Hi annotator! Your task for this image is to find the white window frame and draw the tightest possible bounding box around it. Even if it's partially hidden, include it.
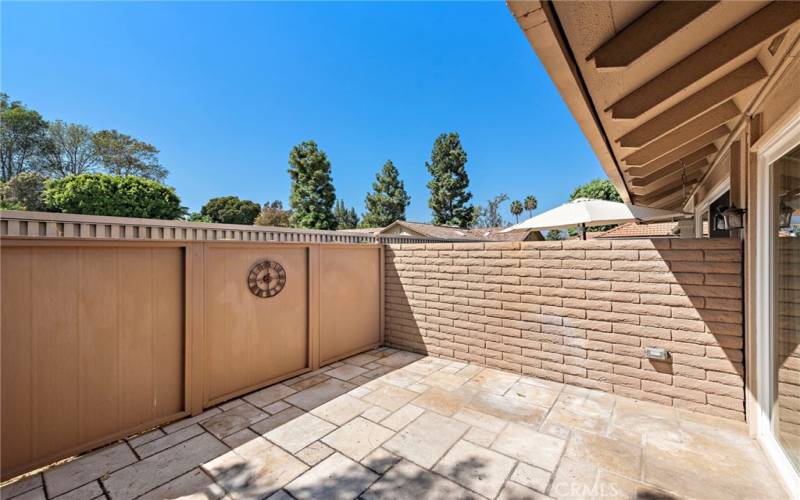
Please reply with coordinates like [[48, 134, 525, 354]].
[[755, 109, 800, 499]]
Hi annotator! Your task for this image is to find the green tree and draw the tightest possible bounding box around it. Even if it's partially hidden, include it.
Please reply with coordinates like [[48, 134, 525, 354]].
[[362, 159, 410, 227], [0, 171, 47, 210], [570, 179, 621, 203], [288, 141, 337, 230], [426, 132, 474, 228], [0, 93, 49, 181], [93, 129, 167, 181], [570, 179, 622, 233], [473, 193, 508, 228], [334, 199, 359, 229], [43, 173, 185, 219], [186, 212, 212, 223], [524, 195, 537, 218], [38, 121, 98, 177], [255, 200, 292, 227], [545, 229, 565, 241], [510, 200, 523, 223], [200, 196, 260, 224]]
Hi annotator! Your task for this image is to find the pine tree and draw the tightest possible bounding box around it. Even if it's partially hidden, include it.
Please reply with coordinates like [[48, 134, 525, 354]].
[[426, 132, 474, 228], [524, 195, 537, 218], [334, 199, 359, 229], [361, 160, 411, 228], [510, 200, 523, 223], [288, 141, 337, 229]]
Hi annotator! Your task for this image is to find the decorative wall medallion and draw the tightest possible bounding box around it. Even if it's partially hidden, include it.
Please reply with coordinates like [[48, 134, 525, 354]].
[[247, 260, 286, 298]]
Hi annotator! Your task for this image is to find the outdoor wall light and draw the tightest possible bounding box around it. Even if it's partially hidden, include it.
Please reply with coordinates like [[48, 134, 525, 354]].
[[721, 205, 746, 230]]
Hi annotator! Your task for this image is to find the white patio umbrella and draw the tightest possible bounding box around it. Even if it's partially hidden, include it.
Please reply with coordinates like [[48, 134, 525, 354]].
[[502, 198, 682, 239]]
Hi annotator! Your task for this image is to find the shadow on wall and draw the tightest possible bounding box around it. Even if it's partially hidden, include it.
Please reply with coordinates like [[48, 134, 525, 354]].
[[383, 239, 747, 420]]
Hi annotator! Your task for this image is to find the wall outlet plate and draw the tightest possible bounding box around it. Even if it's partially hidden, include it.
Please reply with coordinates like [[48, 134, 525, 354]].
[[644, 347, 670, 361]]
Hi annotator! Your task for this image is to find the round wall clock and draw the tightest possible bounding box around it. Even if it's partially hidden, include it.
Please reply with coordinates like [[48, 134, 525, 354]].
[[247, 260, 286, 298]]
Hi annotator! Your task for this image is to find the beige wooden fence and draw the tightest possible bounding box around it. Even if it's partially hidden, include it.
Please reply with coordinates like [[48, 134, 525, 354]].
[[0, 212, 386, 480]]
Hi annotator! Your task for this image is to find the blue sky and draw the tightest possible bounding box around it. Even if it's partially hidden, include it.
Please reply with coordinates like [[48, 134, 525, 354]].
[[2, 1, 606, 222]]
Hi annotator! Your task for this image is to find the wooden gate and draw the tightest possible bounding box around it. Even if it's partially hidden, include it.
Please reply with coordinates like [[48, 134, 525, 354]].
[[0, 234, 383, 480], [203, 244, 310, 405], [1, 242, 186, 479]]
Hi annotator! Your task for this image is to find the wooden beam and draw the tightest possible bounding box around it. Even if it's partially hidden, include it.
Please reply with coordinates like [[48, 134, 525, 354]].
[[617, 60, 766, 147], [588, 1, 718, 70], [630, 158, 709, 191], [621, 100, 739, 166], [606, 2, 800, 119], [637, 181, 697, 206], [631, 170, 704, 197], [625, 126, 728, 177]]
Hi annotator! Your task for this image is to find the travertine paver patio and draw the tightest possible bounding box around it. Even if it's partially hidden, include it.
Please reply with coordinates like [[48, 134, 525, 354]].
[[1, 347, 788, 500]]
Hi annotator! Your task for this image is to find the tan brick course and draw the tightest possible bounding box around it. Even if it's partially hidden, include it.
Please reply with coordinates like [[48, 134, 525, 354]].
[[384, 239, 745, 420]]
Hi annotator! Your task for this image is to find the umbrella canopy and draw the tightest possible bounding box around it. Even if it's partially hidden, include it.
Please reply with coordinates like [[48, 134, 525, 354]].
[[502, 198, 682, 233]]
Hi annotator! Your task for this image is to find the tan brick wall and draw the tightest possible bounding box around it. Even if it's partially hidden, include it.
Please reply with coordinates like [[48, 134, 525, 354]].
[[384, 238, 746, 420]]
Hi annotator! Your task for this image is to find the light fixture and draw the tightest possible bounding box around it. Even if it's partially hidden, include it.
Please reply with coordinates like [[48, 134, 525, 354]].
[[721, 205, 746, 230]]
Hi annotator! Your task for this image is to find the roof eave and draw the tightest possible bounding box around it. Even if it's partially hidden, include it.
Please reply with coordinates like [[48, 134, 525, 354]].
[[507, 0, 631, 203]]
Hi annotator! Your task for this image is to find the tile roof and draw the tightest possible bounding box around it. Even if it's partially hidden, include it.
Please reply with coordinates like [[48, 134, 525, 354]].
[[595, 222, 679, 239]]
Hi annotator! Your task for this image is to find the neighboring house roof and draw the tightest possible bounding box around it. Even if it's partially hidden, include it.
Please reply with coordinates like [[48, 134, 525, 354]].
[[338, 227, 383, 234], [378, 221, 477, 240], [467, 227, 543, 242], [596, 222, 680, 239], [375, 221, 542, 241]]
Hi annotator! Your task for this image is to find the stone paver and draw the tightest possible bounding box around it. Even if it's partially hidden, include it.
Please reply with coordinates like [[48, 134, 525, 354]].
[[295, 441, 335, 466], [51, 481, 103, 500], [285, 453, 378, 500], [126, 428, 165, 448], [383, 411, 468, 468], [285, 378, 354, 411], [134, 423, 205, 458], [203, 436, 307, 499], [265, 412, 337, 453], [137, 468, 225, 500], [433, 439, 516, 498], [250, 405, 306, 435], [360, 448, 401, 474], [244, 383, 296, 408], [322, 417, 395, 461], [510, 462, 551, 493], [44, 443, 137, 497], [310, 394, 371, 425], [492, 423, 566, 471], [103, 433, 227, 500], [3, 348, 788, 500], [381, 404, 424, 431], [325, 364, 368, 381], [201, 402, 267, 439], [362, 383, 417, 412], [1, 474, 43, 499], [362, 460, 476, 500]]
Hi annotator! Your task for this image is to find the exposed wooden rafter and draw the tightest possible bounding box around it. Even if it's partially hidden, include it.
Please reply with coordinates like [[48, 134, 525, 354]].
[[631, 169, 704, 197], [621, 101, 739, 166], [637, 181, 697, 206], [606, 2, 800, 119], [617, 60, 766, 148], [625, 126, 728, 178], [630, 158, 709, 192], [587, 1, 718, 70]]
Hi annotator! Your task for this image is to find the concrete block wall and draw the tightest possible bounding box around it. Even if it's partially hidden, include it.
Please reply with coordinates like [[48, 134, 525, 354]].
[[384, 238, 746, 420]]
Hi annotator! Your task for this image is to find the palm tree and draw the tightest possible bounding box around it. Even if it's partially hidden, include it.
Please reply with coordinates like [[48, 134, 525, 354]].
[[510, 200, 523, 223], [524, 195, 537, 218]]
